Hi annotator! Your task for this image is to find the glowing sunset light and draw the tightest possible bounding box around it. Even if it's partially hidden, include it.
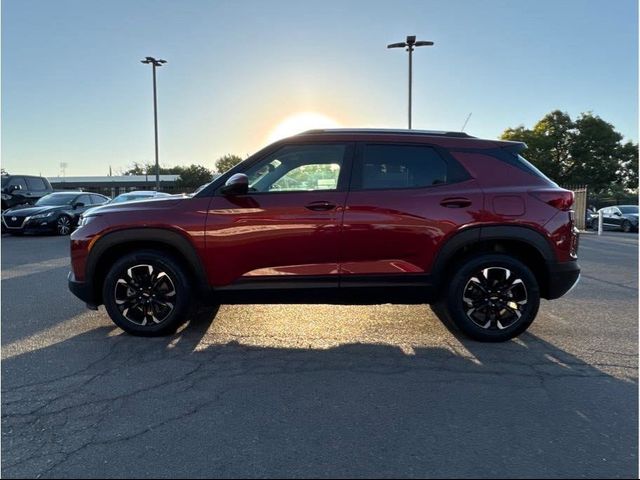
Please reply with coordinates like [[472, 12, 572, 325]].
[[266, 112, 341, 144]]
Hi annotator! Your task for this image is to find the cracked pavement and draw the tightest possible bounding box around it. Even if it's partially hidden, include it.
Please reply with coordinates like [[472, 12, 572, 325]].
[[1, 232, 638, 478]]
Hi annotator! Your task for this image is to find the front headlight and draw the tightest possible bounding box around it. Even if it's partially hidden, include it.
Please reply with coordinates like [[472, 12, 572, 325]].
[[78, 215, 96, 227], [31, 211, 55, 219]]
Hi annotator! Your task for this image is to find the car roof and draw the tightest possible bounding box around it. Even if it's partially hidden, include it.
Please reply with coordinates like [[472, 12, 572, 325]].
[[291, 128, 525, 150], [118, 190, 159, 195]]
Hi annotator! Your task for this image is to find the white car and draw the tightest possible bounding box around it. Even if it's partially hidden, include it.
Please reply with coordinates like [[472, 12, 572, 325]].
[[79, 190, 171, 226]]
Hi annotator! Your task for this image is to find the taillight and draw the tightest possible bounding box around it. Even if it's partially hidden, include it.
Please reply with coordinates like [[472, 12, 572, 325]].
[[530, 189, 574, 211]]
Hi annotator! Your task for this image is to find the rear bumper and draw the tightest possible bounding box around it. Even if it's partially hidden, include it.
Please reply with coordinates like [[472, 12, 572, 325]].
[[545, 260, 580, 299], [68, 272, 99, 310]]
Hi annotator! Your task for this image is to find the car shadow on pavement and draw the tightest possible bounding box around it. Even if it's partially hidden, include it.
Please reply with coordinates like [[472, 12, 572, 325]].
[[2, 307, 638, 479]]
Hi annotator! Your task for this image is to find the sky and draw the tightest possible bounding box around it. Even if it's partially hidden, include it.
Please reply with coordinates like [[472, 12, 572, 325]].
[[2, 0, 638, 177]]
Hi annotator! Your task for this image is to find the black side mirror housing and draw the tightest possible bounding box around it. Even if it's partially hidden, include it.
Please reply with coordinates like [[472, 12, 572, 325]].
[[220, 173, 249, 196], [73, 202, 85, 209]]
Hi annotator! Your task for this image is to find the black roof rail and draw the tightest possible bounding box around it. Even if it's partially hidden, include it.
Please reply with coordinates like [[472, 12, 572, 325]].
[[298, 128, 475, 138]]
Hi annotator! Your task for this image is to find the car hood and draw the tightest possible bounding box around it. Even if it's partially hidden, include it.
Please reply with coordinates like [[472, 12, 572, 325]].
[[2, 205, 62, 216], [85, 196, 184, 216]]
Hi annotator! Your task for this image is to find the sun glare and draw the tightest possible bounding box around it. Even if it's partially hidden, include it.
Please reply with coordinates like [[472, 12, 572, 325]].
[[266, 112, 341, 144]]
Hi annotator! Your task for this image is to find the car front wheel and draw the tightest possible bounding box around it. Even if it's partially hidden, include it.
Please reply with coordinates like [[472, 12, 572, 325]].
[[102, 250, 195, 336], [56, 215, 72, 235], [435, 254, 540, 342]]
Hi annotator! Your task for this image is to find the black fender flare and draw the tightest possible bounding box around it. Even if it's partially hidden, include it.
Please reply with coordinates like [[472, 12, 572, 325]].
[[431, 225, 556, 279], [86, 228, 209, 295]]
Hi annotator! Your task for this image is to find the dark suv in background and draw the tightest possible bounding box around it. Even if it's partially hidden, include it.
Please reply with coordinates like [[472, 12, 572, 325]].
[[69, 129, 580, 342], [1, 174, 54, 211]]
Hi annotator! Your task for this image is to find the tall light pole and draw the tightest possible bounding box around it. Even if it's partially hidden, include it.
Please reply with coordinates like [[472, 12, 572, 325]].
[[140, 56, 167, 191], [387, 35, 434, 129]]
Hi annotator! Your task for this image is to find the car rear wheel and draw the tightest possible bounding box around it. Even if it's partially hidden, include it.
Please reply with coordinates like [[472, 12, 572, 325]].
[[102, 250, 195, 336], [621, 220, 632, 233], [56, 215, 72, 235], [435, 254, 540, 342]]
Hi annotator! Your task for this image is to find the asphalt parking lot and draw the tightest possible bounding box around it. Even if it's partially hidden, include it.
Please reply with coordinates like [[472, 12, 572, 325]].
[[1, 232, 638, 478]]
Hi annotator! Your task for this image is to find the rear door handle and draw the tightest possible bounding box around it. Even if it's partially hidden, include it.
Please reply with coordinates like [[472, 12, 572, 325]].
[[305, 201, 336, 211], [440, 197, 472, 208]]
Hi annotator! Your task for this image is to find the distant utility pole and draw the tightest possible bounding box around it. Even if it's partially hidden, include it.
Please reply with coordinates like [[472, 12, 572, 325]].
[[60, 162, 68, 183], [140, 56, 167, 191], [387, 35, 434, 129], [461, 112, 473, 132]]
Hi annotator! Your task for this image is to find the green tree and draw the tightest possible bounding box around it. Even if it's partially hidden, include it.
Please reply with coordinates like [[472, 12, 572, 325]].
[[122, 163, 183, 176], [501, 111, 638, 193], [175, 164, 214, 189], [616, 141, 639, 191], [215, 154, 244, 173]]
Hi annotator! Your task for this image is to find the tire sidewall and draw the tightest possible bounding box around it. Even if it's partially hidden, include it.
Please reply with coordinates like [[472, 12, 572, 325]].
[[446, 254, 540, 342], [102, 250, 193, 336]]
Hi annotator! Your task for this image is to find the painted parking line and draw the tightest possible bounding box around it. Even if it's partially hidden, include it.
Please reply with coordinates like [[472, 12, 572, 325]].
[[2, 257, 69, 280]]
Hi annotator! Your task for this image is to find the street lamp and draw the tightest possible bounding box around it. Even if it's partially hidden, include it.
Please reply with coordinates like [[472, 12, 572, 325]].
[[387, 35, 434, 129], [140, 56, 167, 191]]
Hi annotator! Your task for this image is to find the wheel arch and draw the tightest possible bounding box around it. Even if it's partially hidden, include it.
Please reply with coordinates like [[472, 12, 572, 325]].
[[431, 225, 556, 299], [87, 228, 209, 305]]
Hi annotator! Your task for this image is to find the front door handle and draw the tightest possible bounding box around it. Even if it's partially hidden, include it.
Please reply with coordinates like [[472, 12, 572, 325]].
[[305, 201, 336, 211], [440, 197, 472, 208]]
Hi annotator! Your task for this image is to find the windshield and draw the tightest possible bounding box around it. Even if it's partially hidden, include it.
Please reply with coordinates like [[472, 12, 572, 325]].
[[35, 193, 77, 206], [1, 177, 8, 187], [618, 206, 638, 214]]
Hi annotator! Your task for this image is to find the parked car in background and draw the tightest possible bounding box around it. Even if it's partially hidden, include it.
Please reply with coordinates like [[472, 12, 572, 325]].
[[79, 190, 172, 222], [598, 205, 639, 232], [2, 191, 109, 235], [1, 175, 54, 211], [585, 208, 598, 230], [109, 190, 172, 204], [69, 128, 580, 342]]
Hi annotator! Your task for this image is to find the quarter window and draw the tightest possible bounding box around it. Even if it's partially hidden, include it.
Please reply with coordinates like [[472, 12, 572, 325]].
[[358, 144, 447, 190]]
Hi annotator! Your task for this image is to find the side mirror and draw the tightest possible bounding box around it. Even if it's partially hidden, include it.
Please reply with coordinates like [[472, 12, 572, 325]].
[[220, 173, 249, 196], [8, 184, 22, 193], [73, 202, 85, 209]]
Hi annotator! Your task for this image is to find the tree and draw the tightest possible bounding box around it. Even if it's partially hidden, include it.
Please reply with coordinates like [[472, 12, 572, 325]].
[[501, 111, 638, 194], [175, 164, 214, 189], [214, 154, 243, 174], [617, 141, 639, 191]]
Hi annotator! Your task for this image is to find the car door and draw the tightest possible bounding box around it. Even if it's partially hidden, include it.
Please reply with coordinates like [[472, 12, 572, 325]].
[[340, 142, 483, 285], [204, 142, 353, 288], [600, 208, 613, 228], [609, 207, 623, 229], [72, 194, 93, 219]]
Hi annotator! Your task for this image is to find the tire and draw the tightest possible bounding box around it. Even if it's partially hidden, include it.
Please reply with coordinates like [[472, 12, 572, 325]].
[[102, 250, 195, 336], [55, 215, 72, 235], [621, 220, 631, 233], [436, 253, 540, 342]]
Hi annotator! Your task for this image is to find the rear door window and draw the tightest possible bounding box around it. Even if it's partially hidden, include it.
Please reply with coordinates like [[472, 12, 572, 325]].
[[355, 144, 448, 190]]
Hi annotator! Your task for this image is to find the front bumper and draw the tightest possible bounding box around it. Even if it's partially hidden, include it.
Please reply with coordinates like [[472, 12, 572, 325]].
[[2, 215, 57, 234], [545, 260, 581, 299], [68, 271, 99, 310]]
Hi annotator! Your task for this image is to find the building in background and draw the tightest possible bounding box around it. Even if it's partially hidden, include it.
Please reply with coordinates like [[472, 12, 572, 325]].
[[47, 175, 181, 197]]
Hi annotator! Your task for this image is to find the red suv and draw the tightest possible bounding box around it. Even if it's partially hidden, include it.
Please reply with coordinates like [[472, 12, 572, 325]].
[[69, 129, 580, 341]]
